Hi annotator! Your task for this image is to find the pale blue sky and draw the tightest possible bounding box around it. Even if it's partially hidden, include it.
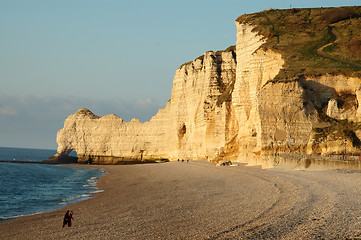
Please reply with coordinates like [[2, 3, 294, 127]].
[[1, 0, 360, 149]]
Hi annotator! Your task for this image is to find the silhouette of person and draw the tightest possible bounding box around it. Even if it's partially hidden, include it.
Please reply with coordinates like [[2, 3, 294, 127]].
[[63, 210, 74, 227]]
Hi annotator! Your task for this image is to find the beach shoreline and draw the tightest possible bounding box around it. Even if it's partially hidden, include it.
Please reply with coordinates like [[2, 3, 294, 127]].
[[0, 163, 110, 239], [2, 160, 361, 239], [0, 162, 105, 223]]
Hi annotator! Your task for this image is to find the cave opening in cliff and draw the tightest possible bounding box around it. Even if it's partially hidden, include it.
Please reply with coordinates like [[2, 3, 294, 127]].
[[68, 150, 77, 158]]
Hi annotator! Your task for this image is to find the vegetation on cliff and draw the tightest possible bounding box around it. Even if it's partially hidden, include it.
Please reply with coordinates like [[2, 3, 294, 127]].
[[236, 6, 361, 79]]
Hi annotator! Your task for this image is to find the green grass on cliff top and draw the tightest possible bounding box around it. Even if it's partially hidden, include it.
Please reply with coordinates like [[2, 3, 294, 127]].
[[236, 6, 361, 79]]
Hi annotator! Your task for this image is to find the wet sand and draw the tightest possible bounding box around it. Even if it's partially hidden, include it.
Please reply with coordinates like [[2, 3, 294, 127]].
[[2, 160, 361, 239]]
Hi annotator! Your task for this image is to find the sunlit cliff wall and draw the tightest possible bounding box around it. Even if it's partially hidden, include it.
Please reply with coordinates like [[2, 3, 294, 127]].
[[52, 50, 237, 163], [50, 18, 361, 167]]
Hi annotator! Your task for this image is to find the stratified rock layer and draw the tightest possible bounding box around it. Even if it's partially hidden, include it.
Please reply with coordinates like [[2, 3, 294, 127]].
[[51, 15, 361, 167]]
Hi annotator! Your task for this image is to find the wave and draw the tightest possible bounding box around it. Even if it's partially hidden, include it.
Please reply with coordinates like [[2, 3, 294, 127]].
[[90, 190, 104, 194], [58, 173, 106, 205], [0, 161, 107, 222]]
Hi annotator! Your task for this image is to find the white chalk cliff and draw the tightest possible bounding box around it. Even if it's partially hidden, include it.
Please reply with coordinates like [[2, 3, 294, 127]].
[[52, 49, 238, 164], [50, 10, 361, 167]]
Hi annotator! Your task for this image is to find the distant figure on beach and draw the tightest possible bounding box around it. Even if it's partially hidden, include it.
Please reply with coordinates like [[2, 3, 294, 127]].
[[62, 210, 74, 227]]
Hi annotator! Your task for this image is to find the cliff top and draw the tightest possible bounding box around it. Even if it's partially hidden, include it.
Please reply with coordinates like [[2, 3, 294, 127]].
[[73, 108, 100, 119], [236, 6, 361, 79], [179, 45, 236, 69]]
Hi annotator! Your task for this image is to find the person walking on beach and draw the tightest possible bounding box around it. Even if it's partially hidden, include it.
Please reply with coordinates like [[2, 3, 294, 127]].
[[62, 210, 74, 227]]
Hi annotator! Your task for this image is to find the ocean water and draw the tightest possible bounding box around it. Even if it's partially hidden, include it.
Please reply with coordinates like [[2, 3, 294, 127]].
[[0, 147, 105, 221]]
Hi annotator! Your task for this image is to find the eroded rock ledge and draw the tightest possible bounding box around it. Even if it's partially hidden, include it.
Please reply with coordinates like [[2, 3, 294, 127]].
[[50, 7, 361, 168]]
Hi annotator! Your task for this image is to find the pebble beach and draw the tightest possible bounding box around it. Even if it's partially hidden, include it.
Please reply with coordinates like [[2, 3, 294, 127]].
[[2, 160, 361, 239]]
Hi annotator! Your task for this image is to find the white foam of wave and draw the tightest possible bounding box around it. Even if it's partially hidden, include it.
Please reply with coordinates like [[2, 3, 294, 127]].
[[59, 193, 92, 204], [86, 176, 98, 187], [58, 171, 106, 206], [90, 190, 104, 194]]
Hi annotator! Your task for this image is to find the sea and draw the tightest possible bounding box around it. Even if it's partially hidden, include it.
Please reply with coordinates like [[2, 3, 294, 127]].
[[0, 147, 105, 221]]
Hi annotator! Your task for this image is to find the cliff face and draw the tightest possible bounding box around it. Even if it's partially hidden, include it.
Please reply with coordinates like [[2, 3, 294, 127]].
[[53, 50, 237, 163], [51, 8, 361, 167]]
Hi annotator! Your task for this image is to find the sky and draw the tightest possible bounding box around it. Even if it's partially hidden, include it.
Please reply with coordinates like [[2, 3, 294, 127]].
[[1, 0, 360, 150]]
